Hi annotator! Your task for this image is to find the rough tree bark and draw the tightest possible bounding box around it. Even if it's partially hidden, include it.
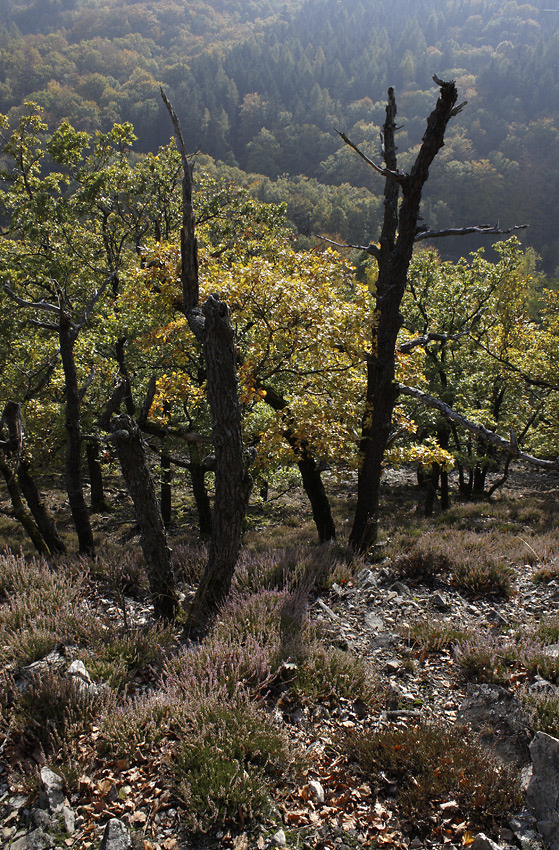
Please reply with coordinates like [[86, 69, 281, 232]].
[[59, 310, 95, 555], [346, 79, 465, 551], [161, 90, 251, 636], [110, 413, 178, 620]]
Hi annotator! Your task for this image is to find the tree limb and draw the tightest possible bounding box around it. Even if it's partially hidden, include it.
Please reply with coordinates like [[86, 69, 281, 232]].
[[312, 233, 380, 259], [415, 223, 529, 242], [398, 383, 559, 470], [398, 332, 468, 354], [3, 282, 60, 314], [335, 129, 408, 184]]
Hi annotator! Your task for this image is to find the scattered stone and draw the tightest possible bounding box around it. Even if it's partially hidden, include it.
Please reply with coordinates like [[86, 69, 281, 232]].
[[526, 731, 559, 850], [356, 568, 377, 588], [315, 598, 338, 621], [306, 780, 325, 805], [270, 828, 287, 847], [364, 611, 383, 630], [470, 834, 501, 850], [38, 767, 67, 815], [528, 675, 558, 696], [509, 810, 546, 850], [99, 818, 132, 850], [10, 828, 55, 849], [389, 581, 410, 596], [487, 608, 509, 627], [432, 591, 451, 611], [66, 659, 91, 683]]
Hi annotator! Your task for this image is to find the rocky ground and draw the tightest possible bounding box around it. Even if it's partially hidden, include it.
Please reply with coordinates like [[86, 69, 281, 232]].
[[2, 467, 559, 850]]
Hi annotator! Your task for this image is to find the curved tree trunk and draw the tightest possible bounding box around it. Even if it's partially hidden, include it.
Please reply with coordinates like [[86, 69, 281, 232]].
[[111, 414, 178, 620], [0, 453, 50, 555]]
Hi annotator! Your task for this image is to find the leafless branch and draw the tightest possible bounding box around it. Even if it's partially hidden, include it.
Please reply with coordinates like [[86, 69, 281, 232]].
[[312, 233, 380, 260], [398, 331, 468, 354], [335, 129, 408, 184], [77, 271, 115, 328], [3, 282, 60, 314], [415, 223, 529, 243], [398, 383, 559, 470]]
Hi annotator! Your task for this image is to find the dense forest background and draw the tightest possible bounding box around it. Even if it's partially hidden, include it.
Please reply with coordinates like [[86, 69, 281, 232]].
[[1, 0, 559, 272]]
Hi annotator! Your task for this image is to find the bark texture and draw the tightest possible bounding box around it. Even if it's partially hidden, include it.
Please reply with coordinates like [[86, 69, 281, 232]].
[[186, 297, 252, 635], [59, 311, 95, 554], [349, 80, 460, 552], [111, 414, 178, 620]]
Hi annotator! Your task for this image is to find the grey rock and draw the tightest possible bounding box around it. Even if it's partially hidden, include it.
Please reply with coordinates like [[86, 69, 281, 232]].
[[471, 835, 501, 850], [315, 598, 338, 621], [357, 568, 377, 588], [389, 581, 410, 596], [432, 591, 451, 611], [306, 780, 325, 805], [66, 659, 91, 683], [99, 818, 132, 850], [514, 829, 546, 850], [10, 828, 55, 850], [30, 810, 51, 831], [526, 731, 559, 850], [458, 683, 532, 766], [62, 805, 75, 834], [528, 675, 558, 696], [270, 829, 287, 848], [364, 612, 383, 630], [38, 768, 66, 815]]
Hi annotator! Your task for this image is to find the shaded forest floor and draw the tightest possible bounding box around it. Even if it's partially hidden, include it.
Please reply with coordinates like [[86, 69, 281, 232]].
[[2, 465, 559, 849]]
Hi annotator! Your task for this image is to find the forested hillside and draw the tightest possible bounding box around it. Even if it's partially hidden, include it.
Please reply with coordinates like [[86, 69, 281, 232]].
[[1, 0, 559, 270]]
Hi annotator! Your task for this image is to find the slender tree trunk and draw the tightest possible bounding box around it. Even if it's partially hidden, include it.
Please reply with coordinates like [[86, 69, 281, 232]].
[[0, 453, 50, 555], [259, 382, 336, 543], [161, 450, 172, 528], [188, 443, 212, 539], [59, 311, 95, 555], [111, 414, 178, 620], [18, 460, 66, 553], [349, 80, 460, 552], [294, 444, 336, 543], [86, 441, 107, 513], [2, 401, 66, 553], [162, 91, 251, 637]]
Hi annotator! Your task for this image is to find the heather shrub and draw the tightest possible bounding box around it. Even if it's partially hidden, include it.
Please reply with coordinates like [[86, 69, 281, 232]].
[[454, 632, 521, 684], [345, 722, 521, 837], [451, 555, 513, 598], [100, 690, 187, 757], [522, 691, 559, 738], [294, 643, 383, 708], [171, 692, 293, 832], [171, 542, 207, 586], [403, 620, 471, 653], [14, 669, 101, 752], [0, 553, 103, 666], [87, 623, 178, 690], [391, 537, 452, 583]]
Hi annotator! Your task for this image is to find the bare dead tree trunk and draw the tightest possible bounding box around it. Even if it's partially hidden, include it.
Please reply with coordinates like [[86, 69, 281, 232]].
[[111, 414, 178, 620], [59, 311, 95, 555], [161, 90, 252, 637], [348, 79, 463, 552]]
